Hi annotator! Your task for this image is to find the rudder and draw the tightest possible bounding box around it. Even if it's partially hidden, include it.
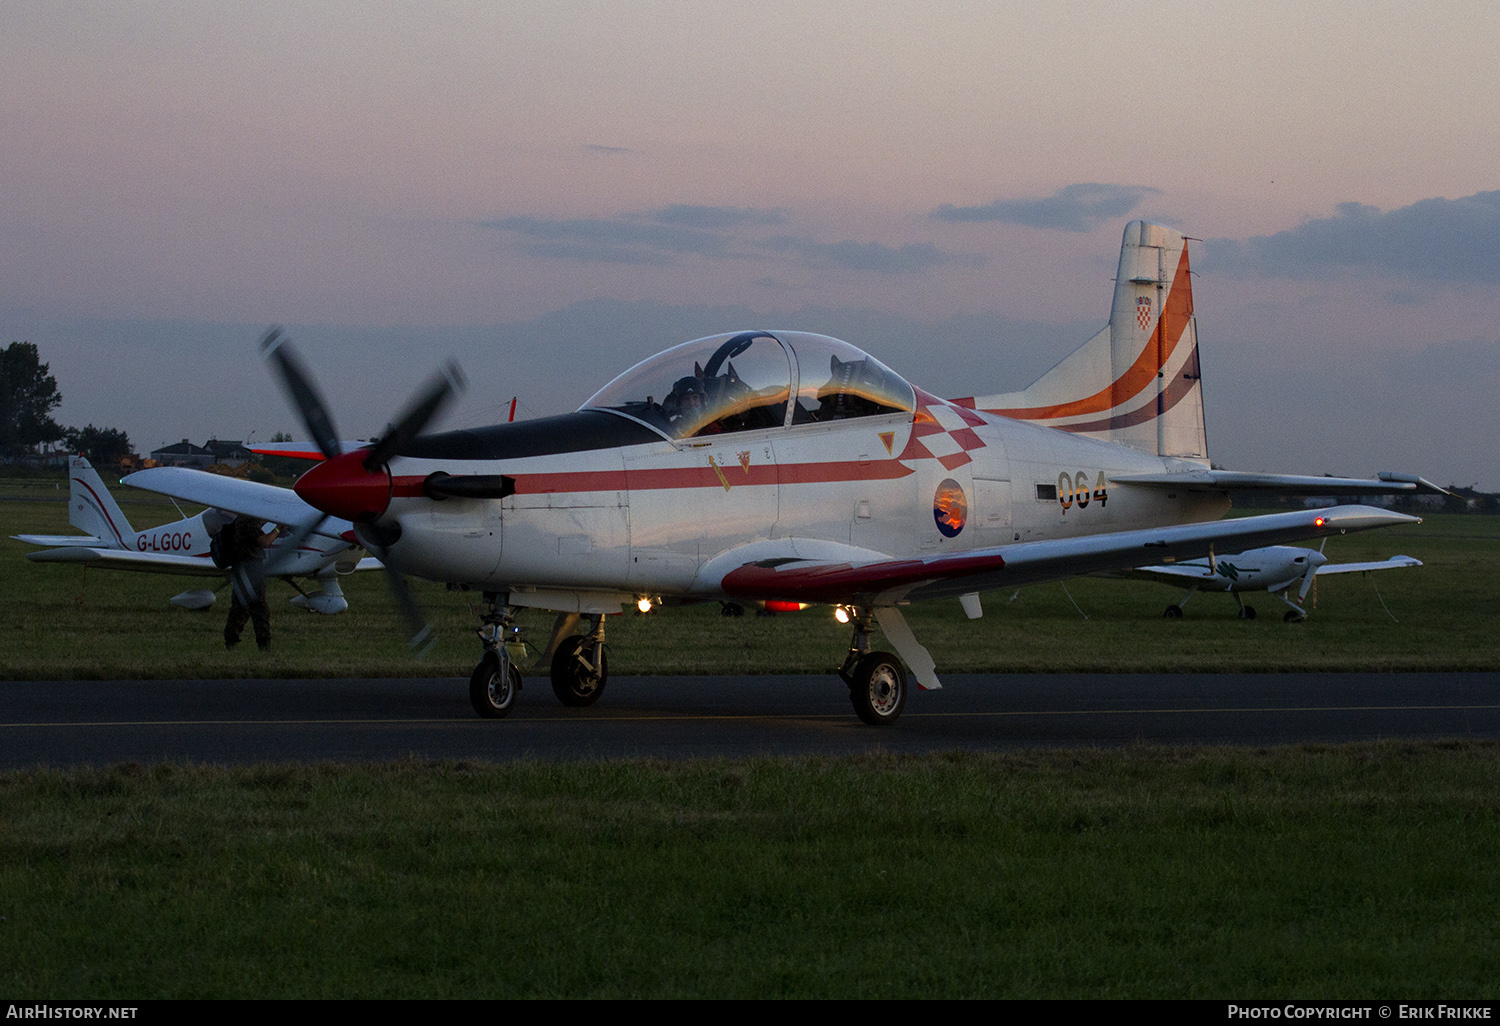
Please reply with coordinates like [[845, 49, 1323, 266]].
[[968, 221, 1209, 462], [67, 455, 136, 548]]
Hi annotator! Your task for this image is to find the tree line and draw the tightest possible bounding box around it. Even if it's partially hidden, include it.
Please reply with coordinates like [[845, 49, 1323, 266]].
[[0, 341, 137, 467]]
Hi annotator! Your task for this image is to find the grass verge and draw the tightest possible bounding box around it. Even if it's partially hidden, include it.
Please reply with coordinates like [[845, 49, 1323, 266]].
[[2, 742, 1496, 998]]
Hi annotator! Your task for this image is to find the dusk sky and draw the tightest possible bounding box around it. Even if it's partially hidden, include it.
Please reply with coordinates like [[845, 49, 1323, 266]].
[[4, 1, 1500, 488]]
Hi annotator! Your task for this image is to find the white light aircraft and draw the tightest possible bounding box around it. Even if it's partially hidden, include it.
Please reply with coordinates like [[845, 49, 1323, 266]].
[[18, 455, 380, 613], [258, 220, 1443, 723], [1122, 544, 1422, 621]]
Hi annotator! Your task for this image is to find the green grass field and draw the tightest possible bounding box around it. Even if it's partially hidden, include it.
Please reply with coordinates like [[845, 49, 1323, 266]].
[[2, 489, 1496, 679], [2, 744, 1496, 998]]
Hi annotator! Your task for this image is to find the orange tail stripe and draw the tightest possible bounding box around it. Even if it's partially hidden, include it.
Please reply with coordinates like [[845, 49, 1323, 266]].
[[989, 245, 1194, 421]]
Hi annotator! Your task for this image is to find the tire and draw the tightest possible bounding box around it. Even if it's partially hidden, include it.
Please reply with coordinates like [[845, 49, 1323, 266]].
[[551, 635, 607, 707], [470, 652, 520, 719], [1284, 610, 1305, 623], [1163, 605, 1184, 619], [1239, 605, 1257, 620], [848, 651, 906, 726]]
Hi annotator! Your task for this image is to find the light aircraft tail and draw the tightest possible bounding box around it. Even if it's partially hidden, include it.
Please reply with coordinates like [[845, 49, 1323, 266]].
[[966, 220, 1209, 462], [67, 455, 136, 547]]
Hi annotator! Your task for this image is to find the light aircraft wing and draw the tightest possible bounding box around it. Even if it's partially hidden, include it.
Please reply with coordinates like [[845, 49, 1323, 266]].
[[122, 467, 349, 539], [26, 546, 223, 577], [1111, 469, 1449, 496], [1108, 563, 1222, 586], [721, 505, 1417, 605], [1315, 555, 1422, 576]]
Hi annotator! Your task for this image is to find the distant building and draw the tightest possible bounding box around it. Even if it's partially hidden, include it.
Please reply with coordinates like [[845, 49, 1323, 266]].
[[204, 439, 252, 467], [149, 439, 215, 468], [148, 438, 253, 469]]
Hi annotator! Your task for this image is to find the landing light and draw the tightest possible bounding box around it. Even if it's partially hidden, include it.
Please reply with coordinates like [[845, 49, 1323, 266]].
[[637, 596, 653, 613], [834, 606, 850, 624]]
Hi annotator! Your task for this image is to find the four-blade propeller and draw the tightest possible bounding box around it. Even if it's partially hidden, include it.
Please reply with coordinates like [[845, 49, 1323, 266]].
[[260, 326, 464, 654]]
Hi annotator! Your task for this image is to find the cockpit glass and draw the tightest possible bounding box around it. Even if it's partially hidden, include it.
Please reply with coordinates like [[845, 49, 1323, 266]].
[[582, 332, 793, 440], [781, 333, 916, 424]]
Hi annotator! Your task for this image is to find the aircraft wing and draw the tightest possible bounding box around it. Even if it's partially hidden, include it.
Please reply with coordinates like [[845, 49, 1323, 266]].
[[26, 546, 223, 577], [720, 505, 1418, 605], [1107, 563, 1222, 586], [122, 467, 349, 538], [247, 440, 367, 461], [1111, 469, 1448, 496], [1315, 555, 1422, 576]]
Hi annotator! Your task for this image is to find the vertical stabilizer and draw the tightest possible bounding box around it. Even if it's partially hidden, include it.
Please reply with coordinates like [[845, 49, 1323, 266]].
[[965, 221, 1209, 462], [67, 455, 136, 547]]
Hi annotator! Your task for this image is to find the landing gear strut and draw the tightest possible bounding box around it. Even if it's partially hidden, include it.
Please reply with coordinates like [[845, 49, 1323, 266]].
[[551, 614, 608, 707], [837, 607, 907, 726], [470, 595, 523, 718]]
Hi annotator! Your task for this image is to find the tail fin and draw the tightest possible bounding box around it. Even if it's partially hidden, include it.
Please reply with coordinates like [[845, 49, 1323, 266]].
[[969, 221, 1209, 462], [67, 455, 135, 548]]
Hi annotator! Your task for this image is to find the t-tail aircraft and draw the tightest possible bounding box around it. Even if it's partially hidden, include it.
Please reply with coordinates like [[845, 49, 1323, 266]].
[[260, 220, 1443, 723], [1122, 543, 1421, 621], [18, 455, 379, 613]]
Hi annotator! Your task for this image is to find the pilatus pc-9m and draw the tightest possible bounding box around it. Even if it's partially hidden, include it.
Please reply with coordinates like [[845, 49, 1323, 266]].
[[258, 222, 1439, 723]]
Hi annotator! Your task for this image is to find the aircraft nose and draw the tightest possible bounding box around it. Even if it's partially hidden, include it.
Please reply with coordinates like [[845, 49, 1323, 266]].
[[293, 449, 392, 521]]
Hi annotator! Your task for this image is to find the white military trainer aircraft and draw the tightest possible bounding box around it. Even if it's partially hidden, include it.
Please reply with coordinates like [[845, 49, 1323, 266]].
[[18, 455, 379, 613], [261, 220, 1442, 724]]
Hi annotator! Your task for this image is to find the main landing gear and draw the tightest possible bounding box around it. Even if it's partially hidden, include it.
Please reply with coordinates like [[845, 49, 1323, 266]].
[[550, 617, 608, 707], [837, 607, 907, 726], [468, 595, 611, 718]]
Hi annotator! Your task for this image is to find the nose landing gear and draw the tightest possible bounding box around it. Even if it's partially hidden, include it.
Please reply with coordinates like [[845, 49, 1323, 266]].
[[470, 597, 524, 718]]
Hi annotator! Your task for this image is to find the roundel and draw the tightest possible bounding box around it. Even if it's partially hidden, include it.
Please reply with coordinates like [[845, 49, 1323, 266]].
[[933, 478, 968, 538]]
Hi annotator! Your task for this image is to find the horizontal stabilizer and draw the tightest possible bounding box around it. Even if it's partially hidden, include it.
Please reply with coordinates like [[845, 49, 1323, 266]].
[[26, 546, 223, 577], [13, 534, 106, 547]]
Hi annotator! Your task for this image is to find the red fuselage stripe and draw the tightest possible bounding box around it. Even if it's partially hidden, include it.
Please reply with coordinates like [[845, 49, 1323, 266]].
[[389, 458, 916, 498]]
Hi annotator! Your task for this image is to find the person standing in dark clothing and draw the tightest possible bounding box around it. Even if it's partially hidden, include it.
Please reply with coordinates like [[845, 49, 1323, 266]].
[[221, 513, 279, 650]]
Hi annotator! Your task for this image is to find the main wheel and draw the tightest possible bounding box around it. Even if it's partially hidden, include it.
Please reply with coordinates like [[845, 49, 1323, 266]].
[[1163, 605, 1184, 619], [848, 651, 906, 726], [1284, 610, 1306, 623], [470, 651, 521, 719], [551, 635, 608, 707], [1239, 605, 1257, 620]]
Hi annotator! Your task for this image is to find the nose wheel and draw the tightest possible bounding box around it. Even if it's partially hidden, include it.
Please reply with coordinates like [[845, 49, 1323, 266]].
[[470, 650, 521, 718]]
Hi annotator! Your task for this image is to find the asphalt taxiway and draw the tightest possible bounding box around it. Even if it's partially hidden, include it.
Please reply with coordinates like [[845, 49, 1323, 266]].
[[3, 672, 1497, 768]]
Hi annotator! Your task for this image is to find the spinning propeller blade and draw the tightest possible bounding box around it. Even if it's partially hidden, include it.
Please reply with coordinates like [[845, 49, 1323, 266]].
[[260, 327, 462, 653], [262, 513, 330, 579], [260, 327, 341, 461], [363, 362, 465, 473]]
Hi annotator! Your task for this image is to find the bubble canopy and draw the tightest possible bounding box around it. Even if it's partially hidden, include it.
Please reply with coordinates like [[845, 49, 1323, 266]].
[[582, 331, 917, 441]]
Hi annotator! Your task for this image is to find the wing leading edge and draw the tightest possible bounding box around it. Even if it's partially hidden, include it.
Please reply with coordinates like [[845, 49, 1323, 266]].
[[1112, 470, 1448, 496], [720, 505, 1419, 606]]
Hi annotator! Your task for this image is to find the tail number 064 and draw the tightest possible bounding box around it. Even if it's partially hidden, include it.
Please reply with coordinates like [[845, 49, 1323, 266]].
[[1058, 471, 1107, 511]]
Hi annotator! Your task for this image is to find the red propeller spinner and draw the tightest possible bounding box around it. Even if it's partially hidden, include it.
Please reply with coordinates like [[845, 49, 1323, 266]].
[[293, 448, 392, 522]]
